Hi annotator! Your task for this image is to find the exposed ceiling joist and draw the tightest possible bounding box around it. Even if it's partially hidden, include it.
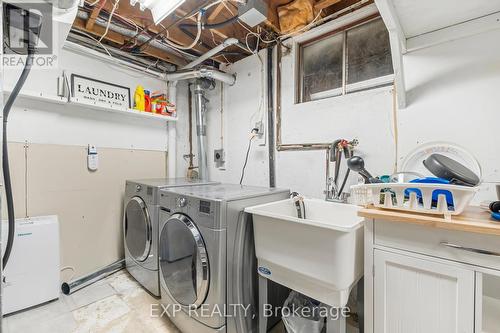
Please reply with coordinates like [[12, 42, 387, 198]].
[[74, 0, 363, 67], [208, 2, 226, 21], [73, 17, 189, 66], [85, 0, 105, 30], [315, 0, 343, 10], [74, 17, 125, 44]]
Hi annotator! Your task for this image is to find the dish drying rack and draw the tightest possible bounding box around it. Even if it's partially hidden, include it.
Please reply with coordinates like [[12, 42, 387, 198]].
[[351, 183, 478, 220]]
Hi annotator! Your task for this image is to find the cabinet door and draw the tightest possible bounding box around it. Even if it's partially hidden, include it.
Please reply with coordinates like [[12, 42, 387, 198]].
[[476, 271, 500, 333], [374, 249, 474, 333]]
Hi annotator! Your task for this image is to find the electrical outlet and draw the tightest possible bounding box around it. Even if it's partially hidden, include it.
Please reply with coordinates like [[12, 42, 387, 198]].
[[214, 149, 225, 168], [254, 121, 264, 136], [254, 121, 266, 146]]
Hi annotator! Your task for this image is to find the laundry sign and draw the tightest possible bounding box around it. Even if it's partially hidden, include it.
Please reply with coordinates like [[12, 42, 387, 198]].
[[71, 74, 131, 109]]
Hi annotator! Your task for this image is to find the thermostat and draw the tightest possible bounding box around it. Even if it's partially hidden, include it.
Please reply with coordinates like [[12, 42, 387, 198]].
[[87, 144, 98, 171]]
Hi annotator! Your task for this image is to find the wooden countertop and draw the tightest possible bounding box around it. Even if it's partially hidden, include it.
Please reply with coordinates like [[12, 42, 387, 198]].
[[358, 206, 500, 236]]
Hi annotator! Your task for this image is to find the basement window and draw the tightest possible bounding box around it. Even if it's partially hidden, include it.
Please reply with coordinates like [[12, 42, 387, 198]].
[[297, 17, 394, 103]]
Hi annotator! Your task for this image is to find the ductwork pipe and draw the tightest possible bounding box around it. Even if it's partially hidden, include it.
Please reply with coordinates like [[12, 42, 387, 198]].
[[164, 40, 236, 182], [166, 68, 235, 86], [193, 80, 209, 181], [183, 38, 239, 69], [61, 260, 124, 295], [168, 83, 177, 178], [76, 10, 193, 61]]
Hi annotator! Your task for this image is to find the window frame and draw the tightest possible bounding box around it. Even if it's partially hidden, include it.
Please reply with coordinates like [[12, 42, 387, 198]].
[[296, 15, 394, 104]]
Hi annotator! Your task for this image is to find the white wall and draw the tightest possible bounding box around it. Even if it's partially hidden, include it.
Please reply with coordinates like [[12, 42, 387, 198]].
[[175, 53, 272, 186], [2, 46, 170, 277], [399, 29, 500, 201], [177, 20, 500, 203], [3, 46, 169, 151]]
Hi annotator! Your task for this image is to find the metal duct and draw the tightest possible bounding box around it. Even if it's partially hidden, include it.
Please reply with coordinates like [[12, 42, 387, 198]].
[[163, 38, 237, 182], [166, 68, 235, 85], [61, 260, 124, 295], [66, 33, 175, 75], [76, 10, 193, 62], [193, 80, 210, 181]]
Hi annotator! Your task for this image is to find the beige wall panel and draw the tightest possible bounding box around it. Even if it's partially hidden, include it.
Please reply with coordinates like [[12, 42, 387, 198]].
[[2, 142, 27, 220], [26, 143, 166, 278]]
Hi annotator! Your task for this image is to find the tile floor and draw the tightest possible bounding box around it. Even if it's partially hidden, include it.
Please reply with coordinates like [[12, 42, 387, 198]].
[[3, 269, 179, 333], [3, 270, 356, 333]]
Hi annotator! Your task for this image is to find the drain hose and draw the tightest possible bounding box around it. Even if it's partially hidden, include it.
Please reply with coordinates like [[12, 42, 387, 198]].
[[2, 48, 35, 268]]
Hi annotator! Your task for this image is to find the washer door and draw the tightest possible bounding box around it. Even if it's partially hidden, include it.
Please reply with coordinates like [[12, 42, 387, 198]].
[[160, 213, 209, 308], [124, 196, 152, 263]]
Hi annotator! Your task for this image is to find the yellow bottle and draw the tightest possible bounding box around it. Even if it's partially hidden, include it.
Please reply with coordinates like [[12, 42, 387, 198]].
[[134, 85, 145, 111]]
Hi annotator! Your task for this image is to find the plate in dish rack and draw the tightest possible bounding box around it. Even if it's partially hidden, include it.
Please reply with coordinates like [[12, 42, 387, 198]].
[[400, 141, 482, 181]]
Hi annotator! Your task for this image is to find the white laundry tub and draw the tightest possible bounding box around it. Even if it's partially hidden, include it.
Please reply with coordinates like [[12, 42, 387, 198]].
[[245, 198, 364, 307]]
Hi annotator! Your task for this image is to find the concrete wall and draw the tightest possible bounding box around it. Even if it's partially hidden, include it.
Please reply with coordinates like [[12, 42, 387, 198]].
[[176, 18, 500, 204], [2, 46, 169, 278]]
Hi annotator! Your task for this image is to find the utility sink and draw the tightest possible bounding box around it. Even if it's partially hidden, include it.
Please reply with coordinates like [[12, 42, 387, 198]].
[[245, 198, 364, 307]]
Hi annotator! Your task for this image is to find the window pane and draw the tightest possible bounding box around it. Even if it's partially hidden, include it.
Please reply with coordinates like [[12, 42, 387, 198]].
[[300, 33, 343, 102], [346, 19, 393, 85]]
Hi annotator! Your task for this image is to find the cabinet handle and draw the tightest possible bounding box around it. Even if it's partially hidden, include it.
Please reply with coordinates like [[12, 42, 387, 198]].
[[440, 242, 500, 256]]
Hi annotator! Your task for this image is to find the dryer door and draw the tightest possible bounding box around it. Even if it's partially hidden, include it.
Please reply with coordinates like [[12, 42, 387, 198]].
[[159, 213, 209, 308], [124, 196, 152, 263]]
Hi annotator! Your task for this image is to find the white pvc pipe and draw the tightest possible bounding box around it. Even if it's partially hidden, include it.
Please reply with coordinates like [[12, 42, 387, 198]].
[[182, 38, 239, 69], [167, 82, 177, 178], [165, 68, 235, 86]]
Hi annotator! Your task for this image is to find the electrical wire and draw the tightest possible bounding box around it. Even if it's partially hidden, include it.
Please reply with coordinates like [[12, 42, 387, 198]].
[[61, 266, 76, 282], [71, 31, 167, 78], [278, 9, 323, 40], [99, 0, 120, 42], [3, 48, 35, 268], [239, 129, 259, 185], [113, 12, 140, 35], [239, 137, 253, 185], [87, 0, 105, 6], [163, 12, 202, 50], [210, 30, 231, 65], [78, 30, 113, 57]]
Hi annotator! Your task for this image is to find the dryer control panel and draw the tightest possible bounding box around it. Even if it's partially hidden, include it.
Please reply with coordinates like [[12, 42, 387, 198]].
[[199, 200, 211, 215]]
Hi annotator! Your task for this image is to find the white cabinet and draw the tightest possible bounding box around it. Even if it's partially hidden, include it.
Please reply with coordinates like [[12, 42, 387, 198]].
[[373, 249, 475, 333], [476, 271, 500, 333], [364, 218, 500, 333]]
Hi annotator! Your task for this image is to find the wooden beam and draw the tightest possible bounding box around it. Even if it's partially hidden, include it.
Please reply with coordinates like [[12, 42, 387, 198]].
[[73, 18, 188, 66], [176, 7, 230, 40], [74, 17, 125, 44], [208, 3, 226, 22], [85, 0, 106, 30], [314, 0, 343, 10], [142, 47, 188, 66], [264, 0, 285, 33]]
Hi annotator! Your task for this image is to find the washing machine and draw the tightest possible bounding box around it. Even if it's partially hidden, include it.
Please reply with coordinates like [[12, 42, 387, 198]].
[[123, 178, 218, 297], [158, 184, 290, 333]]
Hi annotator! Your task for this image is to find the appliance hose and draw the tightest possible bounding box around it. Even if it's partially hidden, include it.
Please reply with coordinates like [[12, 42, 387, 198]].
[[2, 48, 35, 268]]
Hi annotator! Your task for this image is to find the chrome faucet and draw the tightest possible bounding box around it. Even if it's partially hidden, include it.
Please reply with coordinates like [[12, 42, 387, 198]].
[[325, 139, 358, 202], [290, 192, 306, 219]]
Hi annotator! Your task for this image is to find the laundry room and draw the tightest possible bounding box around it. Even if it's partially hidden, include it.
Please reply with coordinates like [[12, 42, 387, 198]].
[[2, 0, 500, 333]]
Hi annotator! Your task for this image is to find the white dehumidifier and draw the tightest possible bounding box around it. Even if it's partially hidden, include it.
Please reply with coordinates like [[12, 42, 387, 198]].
[[2, 215, 60, 314]]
